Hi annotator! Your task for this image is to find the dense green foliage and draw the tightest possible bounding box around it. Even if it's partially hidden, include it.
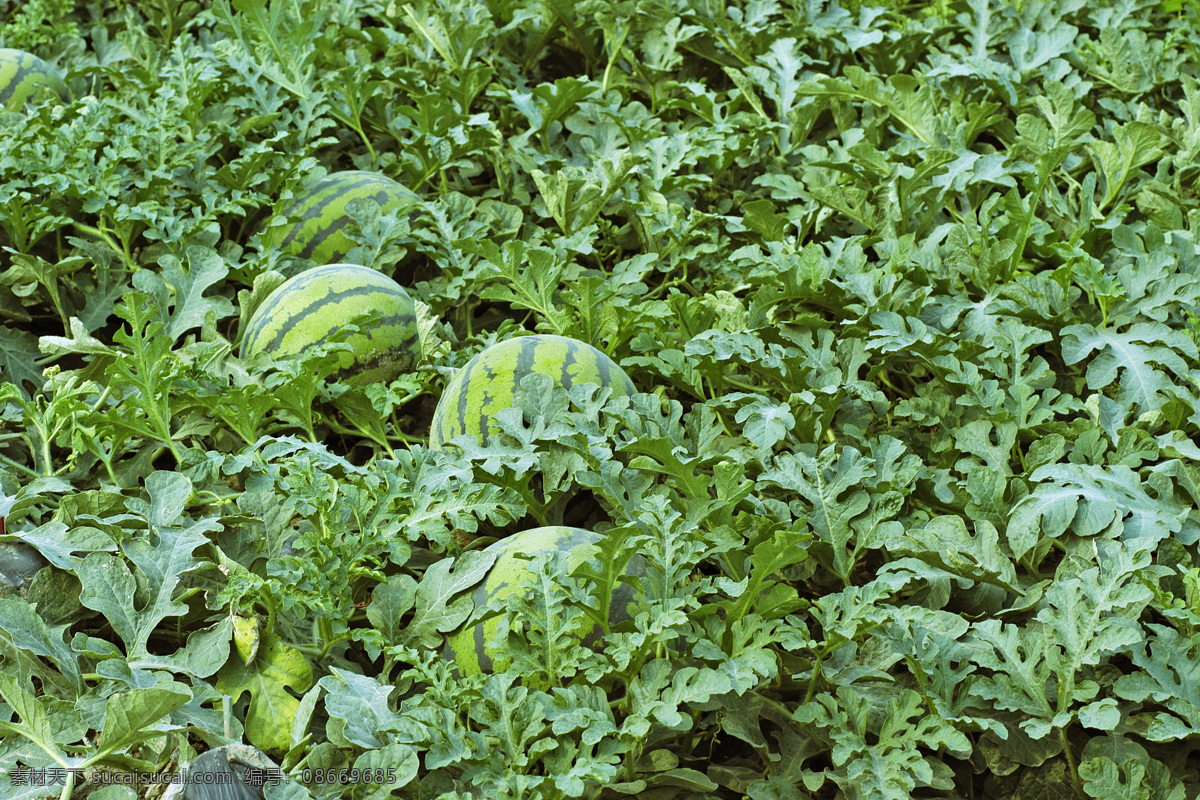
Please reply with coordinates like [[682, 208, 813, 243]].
[[1, 0, 1200, 798]]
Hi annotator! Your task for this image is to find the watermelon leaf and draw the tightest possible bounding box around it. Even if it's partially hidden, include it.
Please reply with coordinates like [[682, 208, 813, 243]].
[[317, 668, 401, 750], [76, 483, 214, 659], [0, 325, 45, 399], [568, 523, 643, 636], [130, 246, 234, 344], [213, 0, 327, 100], [1060, 321, 1197, 413], [94, 684, 191, 759], [215, 634, 314, 753], [351, 744, 419, 798], [0, 673, 71, 765], [465, 239, 569, 335], [0, 596, 82, 690], [404, 548, 497, 648], [493, 549, 595, 685]]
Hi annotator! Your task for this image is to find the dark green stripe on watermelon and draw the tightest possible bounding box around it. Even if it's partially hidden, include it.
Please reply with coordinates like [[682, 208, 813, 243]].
[[344, 332, 420, 384], [592, 341, 613, 387], [513, 333, 538, 380], [429, 334, 637, 449], [476, 360, 497, 443], [559, 337, 580, 388]]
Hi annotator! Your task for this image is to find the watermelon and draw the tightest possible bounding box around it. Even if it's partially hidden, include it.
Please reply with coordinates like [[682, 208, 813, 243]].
[[160, 744, 287, 800], [429, 334, 636, 449], [263, 170, 420, 264], [0, 49, 68, 110], [444, 526, 646, 677], [0, 542, 48, 596], [241, 263, 420, 385]]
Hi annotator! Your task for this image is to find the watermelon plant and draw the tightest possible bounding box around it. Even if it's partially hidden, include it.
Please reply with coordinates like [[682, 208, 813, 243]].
[[262, 170, 420, 264], [4, 0, 1200, 798], [444, 526, 645, 677], [0, 47, 66, 109], [429, 334, 636, 449], [240, 263, 420, 385]]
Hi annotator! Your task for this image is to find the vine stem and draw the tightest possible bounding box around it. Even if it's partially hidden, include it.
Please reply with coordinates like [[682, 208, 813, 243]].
[[601, 22, 631, 95], [58, 772, 74, 800], [804, 649, 828, 704], [39, 421, 53, 476], [71, 221, 133, 270], [0, 452, 40, 478], [1061, 727, 1086, 799]]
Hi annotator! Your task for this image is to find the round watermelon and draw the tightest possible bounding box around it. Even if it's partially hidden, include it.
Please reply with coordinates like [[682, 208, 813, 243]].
[[0, 49, 68, 110], [263, 171, 420, 264], [241, 263, 420, 385], [444, 526, 646, 677], [429, 334, 636, 449], [0, 542, 48, 595]]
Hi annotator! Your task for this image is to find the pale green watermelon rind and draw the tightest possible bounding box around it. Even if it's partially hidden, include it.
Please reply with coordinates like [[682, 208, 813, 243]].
[[444, 526, 646, 676], [240, 264, 420, 384], [0, 49, 68, 110], [429, 335, 637, 450], [265, 171, 420, 264]]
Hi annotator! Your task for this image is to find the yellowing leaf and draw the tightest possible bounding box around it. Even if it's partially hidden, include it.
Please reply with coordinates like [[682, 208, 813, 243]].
[[215, 635, 313, 753]]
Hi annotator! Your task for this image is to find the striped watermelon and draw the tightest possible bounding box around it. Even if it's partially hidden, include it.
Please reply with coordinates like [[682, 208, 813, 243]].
[[241, 263, 420, 385], [0, 49, 68, 110], [263, 171, 420, 264], [444, 526, 646, 677], [429, 334, 636, 449]]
